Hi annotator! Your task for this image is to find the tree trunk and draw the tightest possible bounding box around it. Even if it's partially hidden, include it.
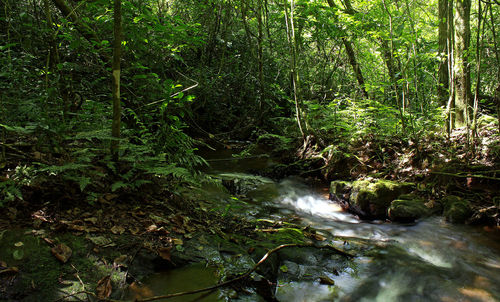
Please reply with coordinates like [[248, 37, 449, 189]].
[[284, 0, 305, 138], [326, 0, 368, 99], [343, 38, 368, 98], [111, 0, 122, 161], [257, 0, 264, 116], [438, 0, 449, 107], [51, 0, 100, 43], [453, 0, 472, 126], [446, 0, 455, 133], [380, 38, 405, 131]]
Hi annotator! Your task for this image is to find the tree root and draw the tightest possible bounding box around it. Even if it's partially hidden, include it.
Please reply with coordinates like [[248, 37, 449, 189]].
[[108, 243, 353, 302]]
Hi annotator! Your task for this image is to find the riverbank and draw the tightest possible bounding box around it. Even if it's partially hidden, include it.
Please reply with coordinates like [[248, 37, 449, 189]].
[[1, 129, 499, 301]]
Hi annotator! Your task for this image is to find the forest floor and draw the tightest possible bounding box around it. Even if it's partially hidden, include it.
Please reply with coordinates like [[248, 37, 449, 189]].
[[1, 125, 500, 301]]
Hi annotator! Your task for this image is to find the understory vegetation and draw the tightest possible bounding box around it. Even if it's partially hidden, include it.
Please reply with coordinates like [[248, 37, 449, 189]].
[[0, 0, 499, 300]]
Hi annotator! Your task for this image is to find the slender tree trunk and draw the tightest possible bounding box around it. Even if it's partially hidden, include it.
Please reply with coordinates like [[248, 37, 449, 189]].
[[284, 0, 305, 138], [343, 38, 368, 98], [257, 0, 264, 116], [472, 0, 485, 142], [380, 38, 406, 132], [487, 3, 500, 133], [446, 0, 455, 133], [327, 0, 368, 98], [111, 0, 122, 161], [51, 0, 100, 43], [453, 0, 472, 127], [438, 0, 449, 107]]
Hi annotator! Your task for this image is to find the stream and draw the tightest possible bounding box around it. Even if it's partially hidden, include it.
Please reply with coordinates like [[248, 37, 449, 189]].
[[135, 150, 500, 301]]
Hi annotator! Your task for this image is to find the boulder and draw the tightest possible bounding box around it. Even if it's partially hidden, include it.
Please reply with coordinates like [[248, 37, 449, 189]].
[[388, 194, 431, 223], [330, 179, 414, 219], [442, 195, 472, 224]]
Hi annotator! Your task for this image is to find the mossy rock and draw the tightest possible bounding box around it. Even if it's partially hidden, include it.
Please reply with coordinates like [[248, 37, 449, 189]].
[[442, 195, 472, 224], [349, 179, 414, 219], [259, 228, 308, 245], [388, 194, 431, 223], [218, 173, 274, 195], [329, 180, 352, 197]]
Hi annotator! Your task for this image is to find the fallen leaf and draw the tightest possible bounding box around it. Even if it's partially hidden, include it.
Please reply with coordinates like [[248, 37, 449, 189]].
[[84, 217, 98, 225], [43, 237, 55, 246], [158, 247, 172, 261], [86, 235, 115, 247], [103, 193, 119, 201], [173, 238, 183, 245], [113, 255, 129, 267], [172, 227, 186, 234], [96, 275, 112, 299], [150, 214, 169, 224], [146, 224, 158, 232], [111, 225, 125, 234], [13, 250, 24, 260], [0, 266, 19, 275], [51, 243, 72, 263], [14, 242, 24, 247], [130, 226, 140, 235]]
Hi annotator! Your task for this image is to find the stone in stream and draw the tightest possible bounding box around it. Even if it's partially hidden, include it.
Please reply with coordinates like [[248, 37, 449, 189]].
[[387, 194, 431, 223], [330, 179, 414, 220], [441, 195, 472, 224], [218, 173, 276, 196]]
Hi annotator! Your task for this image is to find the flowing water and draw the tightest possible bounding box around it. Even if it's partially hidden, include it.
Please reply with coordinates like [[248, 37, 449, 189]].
[[203, 151, 500, 301], [133, 151, 500, 301]]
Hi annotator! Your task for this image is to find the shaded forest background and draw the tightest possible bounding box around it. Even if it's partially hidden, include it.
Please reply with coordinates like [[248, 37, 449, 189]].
[[0, 0, 499, 208]]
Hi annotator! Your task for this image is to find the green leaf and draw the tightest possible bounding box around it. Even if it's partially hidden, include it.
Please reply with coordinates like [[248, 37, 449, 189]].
[[13, 249, 24, 260], [111, 181, 127, 192], [280, 265, 288, 273]]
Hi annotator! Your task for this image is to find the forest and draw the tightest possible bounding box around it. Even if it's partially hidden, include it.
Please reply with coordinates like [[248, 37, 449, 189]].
[[0, 0, 499, 301]]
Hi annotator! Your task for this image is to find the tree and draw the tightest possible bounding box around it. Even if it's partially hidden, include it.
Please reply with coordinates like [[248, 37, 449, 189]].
[[111, 0, 122, 161], [453, 0, 472, 126], [284, 0, 305, 138], [438, 0, 449, 107], [326, 0, 368, 99]]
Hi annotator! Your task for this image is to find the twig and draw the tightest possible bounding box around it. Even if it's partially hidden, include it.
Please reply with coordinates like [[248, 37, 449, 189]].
[[106, 243, 353, 302], [430, 171, 500, 181], [70, 264, 89, 301]]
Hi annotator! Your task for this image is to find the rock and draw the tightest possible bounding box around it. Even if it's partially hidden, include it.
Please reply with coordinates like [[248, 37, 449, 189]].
[[388, 194, 431, 223], [330, 180, 352, 198], [442, 195, 472, 223], [331, 179, 414, 219], [218, 173, 274, 196]]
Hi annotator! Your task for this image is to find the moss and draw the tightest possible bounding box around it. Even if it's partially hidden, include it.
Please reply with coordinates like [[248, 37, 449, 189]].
[[349, 179, 414, 218], [0, 230, 127, 301], [261, 228, 308, 245], [329, 180, 352, 196], [442, 195, 472, 223], [388, 195, 431, 222]]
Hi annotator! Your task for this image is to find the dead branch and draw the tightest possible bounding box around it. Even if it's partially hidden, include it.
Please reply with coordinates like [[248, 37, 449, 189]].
[[106, 243, 353, 302]]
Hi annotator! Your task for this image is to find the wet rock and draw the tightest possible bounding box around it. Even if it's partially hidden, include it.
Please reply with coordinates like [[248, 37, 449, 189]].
[[388, 194, 431, 223], [330, 179, 414, 219], [442, 195, 472, 224], [218, 173, 275, 196]]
